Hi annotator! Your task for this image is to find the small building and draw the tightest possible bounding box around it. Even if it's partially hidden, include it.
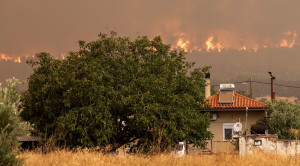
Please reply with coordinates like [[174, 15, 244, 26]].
[[201, 74, 267, 153], [18, 136, 40, 150]]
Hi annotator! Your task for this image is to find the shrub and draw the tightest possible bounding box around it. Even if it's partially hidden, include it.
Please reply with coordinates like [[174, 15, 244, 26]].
[[0, 78, 29, 165]]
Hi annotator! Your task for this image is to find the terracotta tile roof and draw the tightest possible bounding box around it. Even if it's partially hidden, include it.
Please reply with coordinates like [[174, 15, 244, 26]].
[[205, 92, 266, 109]]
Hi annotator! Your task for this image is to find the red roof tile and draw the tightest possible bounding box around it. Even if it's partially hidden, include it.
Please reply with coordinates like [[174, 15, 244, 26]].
[[205, 92, 266, 109]]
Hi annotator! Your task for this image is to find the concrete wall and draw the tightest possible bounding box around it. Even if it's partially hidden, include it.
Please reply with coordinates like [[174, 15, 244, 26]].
[[239, 134, 300, 155], [206, 110, 265, 153]]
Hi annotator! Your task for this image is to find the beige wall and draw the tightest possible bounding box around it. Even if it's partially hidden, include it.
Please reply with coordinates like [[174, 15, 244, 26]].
[[239, 135, 300, 156], [206, 110, 265, 153]]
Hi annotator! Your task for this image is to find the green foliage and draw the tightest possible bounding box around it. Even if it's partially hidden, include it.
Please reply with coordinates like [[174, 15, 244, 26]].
[[266, 100, 300, 139], [210, 85, 217, 95], [0, 78, 28, 166], [21, 32, 212, 152]]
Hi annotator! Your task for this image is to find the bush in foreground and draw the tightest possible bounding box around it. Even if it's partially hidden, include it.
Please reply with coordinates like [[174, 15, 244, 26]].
[[0, 78, 29, 166], [266, 99, 300, 139]]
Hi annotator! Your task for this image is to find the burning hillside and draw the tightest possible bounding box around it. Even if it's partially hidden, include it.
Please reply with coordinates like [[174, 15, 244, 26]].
[[173, 31, 297, 53]]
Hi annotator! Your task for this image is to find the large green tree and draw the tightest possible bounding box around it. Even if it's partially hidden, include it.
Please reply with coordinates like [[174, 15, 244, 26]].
[[21, 32, 212, 152], [266, 100, 300, 139], [0, 78, 29, 166]]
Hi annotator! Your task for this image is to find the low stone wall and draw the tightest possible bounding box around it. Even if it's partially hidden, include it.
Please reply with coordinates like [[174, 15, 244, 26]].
[[239, 134, 300, 155]]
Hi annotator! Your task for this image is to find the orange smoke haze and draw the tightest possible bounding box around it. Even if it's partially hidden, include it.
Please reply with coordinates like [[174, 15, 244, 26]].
[[1, 0, 300, 59]]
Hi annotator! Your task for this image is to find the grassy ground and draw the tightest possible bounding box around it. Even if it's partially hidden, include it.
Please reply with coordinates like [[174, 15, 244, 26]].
[[19, 149, 300, 166]]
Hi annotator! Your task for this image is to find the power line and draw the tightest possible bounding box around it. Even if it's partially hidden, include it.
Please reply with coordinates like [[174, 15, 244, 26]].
[[212, 80, 300, 89], [274, 84, 300, 89]]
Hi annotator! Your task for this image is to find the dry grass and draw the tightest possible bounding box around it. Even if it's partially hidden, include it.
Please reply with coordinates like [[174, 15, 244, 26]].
[[19, 149, 300, 166]]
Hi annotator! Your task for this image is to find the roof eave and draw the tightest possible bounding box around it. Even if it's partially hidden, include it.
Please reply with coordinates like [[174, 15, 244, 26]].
[[198, 107, 267, 112]]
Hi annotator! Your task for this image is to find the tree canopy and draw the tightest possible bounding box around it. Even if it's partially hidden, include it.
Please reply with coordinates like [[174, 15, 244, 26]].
[[21, 32, 212, 152], [0, 78, 29, 165], [266, 100, 300, 139]]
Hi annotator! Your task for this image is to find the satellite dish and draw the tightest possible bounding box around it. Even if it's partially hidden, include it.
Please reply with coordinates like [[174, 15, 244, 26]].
[[233, 122, 242, 132]]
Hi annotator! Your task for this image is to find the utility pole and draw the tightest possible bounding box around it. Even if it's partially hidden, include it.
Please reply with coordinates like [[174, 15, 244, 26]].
[[268, 72, 276, 101], [250, 77, 253, 98], [242, 82, 248, 154]]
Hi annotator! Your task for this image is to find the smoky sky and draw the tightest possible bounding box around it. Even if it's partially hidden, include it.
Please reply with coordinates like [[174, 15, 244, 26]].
[[1, 0, 300, 57]]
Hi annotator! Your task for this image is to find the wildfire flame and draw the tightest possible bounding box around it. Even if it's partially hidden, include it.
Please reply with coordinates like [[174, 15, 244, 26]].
[[1, 53, 12, 61], [176, 38, 190, 52], [0, 53, 21, 63], [205, 36, 224, 52], [61, 53, 66, 60], [14, 57, 21, 63], [174, 31, 297, 53], [0, 53, 67, 63], [278, 31, 297, 48], [205, 36, 214, 51], [253, 45, 258, 52], [239, 45, 247, 51]]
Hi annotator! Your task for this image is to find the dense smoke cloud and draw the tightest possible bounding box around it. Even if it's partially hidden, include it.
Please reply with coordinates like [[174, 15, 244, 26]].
[[1, 0, 300, 56]]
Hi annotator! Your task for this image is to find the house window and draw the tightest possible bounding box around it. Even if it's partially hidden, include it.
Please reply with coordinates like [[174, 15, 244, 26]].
[[223, 123, 235, 141], [224, 128, 233, 140]]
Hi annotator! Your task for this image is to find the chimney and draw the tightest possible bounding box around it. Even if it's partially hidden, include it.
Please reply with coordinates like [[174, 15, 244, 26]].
[[268, 72, 276, 101], [205, 73, 211, 98]]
